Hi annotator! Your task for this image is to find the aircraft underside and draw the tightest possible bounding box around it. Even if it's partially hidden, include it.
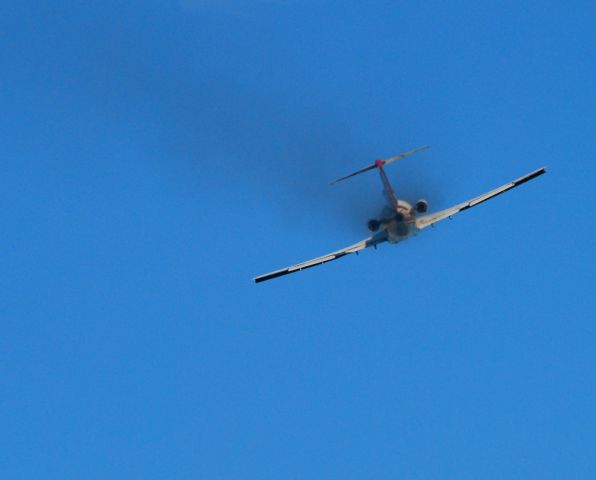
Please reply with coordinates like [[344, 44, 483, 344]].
[[385, 218, 418, 243], [375, 201, 419, 243]]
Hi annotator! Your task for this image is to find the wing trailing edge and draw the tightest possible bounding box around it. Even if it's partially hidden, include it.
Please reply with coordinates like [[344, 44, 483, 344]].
[[253, 232, 388, 283], [415, 166, 546, 229]]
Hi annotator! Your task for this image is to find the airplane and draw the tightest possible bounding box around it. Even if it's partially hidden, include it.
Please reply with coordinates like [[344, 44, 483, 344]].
[[254, 146, 546, 283]]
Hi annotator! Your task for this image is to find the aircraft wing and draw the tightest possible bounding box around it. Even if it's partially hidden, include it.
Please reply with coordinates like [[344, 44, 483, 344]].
[[415, 167, 546, 230], [254, 232, 388, 283]]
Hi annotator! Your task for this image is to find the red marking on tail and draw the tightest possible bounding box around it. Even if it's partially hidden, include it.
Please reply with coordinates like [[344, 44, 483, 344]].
[[375, 159, 383, 167]]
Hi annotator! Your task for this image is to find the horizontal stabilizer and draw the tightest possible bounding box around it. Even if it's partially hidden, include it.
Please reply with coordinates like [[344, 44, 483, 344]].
[[330, 145, 429, 185]]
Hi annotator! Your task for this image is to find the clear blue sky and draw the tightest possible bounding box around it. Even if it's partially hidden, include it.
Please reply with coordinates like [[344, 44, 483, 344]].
[[2, 1, 595, 478]]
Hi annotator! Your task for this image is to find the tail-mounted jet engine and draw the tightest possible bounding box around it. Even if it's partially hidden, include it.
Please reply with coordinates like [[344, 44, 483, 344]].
[[367, 219, 381, 232], [415, 199, 428, 213]]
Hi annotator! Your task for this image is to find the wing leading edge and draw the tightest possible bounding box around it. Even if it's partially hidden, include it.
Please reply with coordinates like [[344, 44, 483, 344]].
[[415, 167, 546, 230], [254, 232, 388, 283]]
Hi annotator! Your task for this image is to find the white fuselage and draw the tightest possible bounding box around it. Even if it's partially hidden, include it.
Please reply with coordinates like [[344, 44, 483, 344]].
[[382, 200, 420, 244]]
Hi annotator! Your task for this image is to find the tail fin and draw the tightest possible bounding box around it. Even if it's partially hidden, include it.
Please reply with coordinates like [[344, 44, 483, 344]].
[[330, 145, 429, 185]]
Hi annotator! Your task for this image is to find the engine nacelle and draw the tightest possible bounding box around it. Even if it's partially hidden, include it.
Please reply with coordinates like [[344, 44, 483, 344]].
[[415, 199, 428, 213], [367, 219, 380, 232]]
